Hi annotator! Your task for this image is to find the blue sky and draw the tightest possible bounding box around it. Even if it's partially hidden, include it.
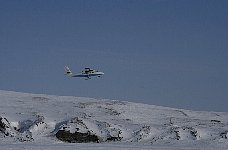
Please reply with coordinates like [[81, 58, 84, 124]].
[[0, 0, 228, 112]]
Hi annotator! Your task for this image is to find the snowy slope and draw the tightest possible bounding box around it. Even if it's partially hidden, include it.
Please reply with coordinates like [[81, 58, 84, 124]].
[[0, 90, 228, 149]]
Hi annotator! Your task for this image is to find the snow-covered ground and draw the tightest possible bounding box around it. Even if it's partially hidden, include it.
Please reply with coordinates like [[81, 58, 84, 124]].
[[0, 90, 228, 149]]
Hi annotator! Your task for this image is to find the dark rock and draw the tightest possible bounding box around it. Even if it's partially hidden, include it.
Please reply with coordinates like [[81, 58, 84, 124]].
[[211, 120, 221, 123], [106, 136, 122, 142], [56, 130, 100, 143], [0, 117, 10, 135], [220, 131, 228, 139]]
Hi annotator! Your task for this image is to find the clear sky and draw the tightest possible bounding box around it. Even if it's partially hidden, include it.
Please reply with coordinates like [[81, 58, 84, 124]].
[[0, 0, 228, 112]]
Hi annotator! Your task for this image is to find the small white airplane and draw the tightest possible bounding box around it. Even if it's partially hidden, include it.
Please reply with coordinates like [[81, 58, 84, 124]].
[[64, 66, 104, 79]]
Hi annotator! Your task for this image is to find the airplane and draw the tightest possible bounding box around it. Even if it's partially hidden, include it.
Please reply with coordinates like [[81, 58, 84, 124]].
[[64, 66, 104, 79]]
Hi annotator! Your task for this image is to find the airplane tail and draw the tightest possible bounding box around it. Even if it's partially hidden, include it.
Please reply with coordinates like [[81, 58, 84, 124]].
[[64, 66, 72, 76]]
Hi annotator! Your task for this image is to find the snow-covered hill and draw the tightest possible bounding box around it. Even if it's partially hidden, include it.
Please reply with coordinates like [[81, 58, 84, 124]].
[[0, 90, 228, 149]]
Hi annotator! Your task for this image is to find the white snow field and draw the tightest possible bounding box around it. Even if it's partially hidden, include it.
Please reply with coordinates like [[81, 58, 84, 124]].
[[0, 90, 228, 150]]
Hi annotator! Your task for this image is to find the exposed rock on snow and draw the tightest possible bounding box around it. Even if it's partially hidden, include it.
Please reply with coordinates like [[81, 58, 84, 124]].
[[0, 116, 33, 142], [56, 130, 99, 143], [54, 117, 123, 143], [0, 90, 228, 149], [0, 117, 12, 137]]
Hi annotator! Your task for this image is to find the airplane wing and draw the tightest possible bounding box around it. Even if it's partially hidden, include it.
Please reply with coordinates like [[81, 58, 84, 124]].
[[84, 68, 94, 74]]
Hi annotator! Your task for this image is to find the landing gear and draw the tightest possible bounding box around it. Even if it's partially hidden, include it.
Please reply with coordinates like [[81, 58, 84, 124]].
[[85, 76, 91, 80]]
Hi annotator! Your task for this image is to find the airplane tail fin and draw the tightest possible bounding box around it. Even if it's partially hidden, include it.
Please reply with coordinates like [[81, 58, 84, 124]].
[[64, 66, 72, 76]]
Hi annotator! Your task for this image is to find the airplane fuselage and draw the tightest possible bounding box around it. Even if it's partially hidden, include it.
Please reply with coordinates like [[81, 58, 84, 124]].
[[71, 71, 104, 78]]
